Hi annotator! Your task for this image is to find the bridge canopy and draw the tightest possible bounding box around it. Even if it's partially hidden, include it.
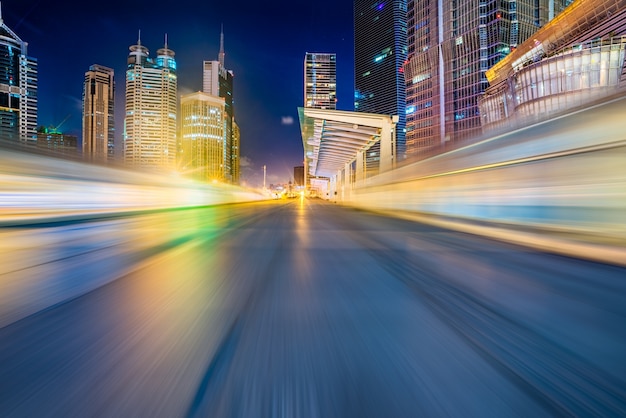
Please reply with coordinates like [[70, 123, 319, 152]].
[[298, 107, 396, 179]]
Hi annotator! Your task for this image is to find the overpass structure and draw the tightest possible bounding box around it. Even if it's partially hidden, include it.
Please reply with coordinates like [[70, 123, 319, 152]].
[[298, 107, 398, 200]]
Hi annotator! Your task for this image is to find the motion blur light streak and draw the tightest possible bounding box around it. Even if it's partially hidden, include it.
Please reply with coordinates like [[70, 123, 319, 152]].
[[1, 200, 625, 416], [343, 94, 626, 265], [0, 146, 265, 224]]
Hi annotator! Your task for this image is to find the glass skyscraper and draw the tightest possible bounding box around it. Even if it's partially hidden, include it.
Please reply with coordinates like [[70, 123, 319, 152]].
[[82, 64, 115, 163], [404, 0, 573, 157], [304, 53, 337, 110], [0, 10, 37, 143], [354, 0, 407, 157], [124, 35, 177, 171]]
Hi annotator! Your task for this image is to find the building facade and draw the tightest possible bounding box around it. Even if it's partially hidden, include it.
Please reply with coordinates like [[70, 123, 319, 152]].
[[202, 28, 238, 184], [82, 64, 115, 163], [0, 9, 37, 143], [304, 53, 337, 110], [354, 0, 407, 157], [232, 120, 240, 184], [403, 0, 573, 157], [124, 35, 177, 171], [293, 165, 304, 186], [480, 0, 626, 133], [36, 127, 78, 157], [179, 91, 226, 182], [202, 60, 220, 96]]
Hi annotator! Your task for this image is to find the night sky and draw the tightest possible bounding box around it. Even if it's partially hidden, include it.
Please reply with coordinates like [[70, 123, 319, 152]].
[[3, 0, 355, 187]]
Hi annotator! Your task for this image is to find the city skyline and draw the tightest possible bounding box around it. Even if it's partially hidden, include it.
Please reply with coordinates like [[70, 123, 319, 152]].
[[3, 0, 354, 187]]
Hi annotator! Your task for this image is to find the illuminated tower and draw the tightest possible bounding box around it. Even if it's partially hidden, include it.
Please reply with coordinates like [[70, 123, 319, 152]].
[[202, 26, 237, 183], [304, 52, 337, 109], [0, 5, 38, 143], [82, 64, 115, 162], [124, 33, 177, 171], [232, 120, 240, 184], [354, 0, 407, 157], [180, 91, 226, 182], [404, 0, 574, 157]]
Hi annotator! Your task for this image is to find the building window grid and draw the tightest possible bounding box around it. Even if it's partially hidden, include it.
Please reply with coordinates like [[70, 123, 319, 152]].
[[479, 37, 626, 131], [406, 0, 580, 156]]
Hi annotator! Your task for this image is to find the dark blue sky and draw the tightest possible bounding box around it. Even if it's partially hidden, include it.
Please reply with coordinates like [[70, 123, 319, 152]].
[[4, 0, 355, 186]]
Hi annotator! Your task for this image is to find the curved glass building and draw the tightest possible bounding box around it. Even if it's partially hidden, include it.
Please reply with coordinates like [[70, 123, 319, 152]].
[[480, 0, 626, 133], [404, 0, 573, 158]]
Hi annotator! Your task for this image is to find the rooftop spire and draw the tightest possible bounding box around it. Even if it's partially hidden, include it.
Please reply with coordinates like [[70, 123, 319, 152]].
[[219, 24, 225, 67], [129, 29, 149, 58]]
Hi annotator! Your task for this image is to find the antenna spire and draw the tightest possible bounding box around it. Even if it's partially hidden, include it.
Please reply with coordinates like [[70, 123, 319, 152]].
[[138, 29, 142, 45], [219, 24, 225, 67]]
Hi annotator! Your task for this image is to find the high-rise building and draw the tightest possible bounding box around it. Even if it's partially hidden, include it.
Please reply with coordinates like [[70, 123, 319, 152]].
[[202, 27, 238, 183], [202, 61, 220, 95], [354, 0, 407, 157], [304, 53, 337, 109], [179, 91, 226, 182], [294, 165, 304, 186], [404, 0, 574, 157], [232, 120, 240, 184], [124, 34, 177, 171], [0, 7, 37, 143], [82, 64, 115, 163]]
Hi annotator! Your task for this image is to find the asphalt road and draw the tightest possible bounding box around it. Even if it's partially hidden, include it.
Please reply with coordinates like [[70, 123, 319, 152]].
[[1, 199, 625, 417]]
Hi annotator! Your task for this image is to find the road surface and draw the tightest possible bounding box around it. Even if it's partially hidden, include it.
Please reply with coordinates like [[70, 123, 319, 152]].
[[1, 199, 625, 417]]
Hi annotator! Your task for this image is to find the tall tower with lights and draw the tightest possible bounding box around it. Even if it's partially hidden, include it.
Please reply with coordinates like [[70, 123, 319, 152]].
[[179, 91, 226, 182], [304, 52, 337, 109], [124, 33, 177, 171], [354, 0, 407, 158], [0, 5, 38, 143], [202, 26, 239, 184], [83, 64, 115, 162]]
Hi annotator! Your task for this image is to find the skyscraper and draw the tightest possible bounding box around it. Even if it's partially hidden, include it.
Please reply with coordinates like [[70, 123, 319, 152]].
[[0, 6, 37, 143], [294, 165, 304, 186], [179, 92, 226, 182], [232, 120, 240, 184], [202, 27, 238, 184], [354, 0, 407, 156], [202, 61, 220, 95], [82, 64, 115, 163], [124, 34, 177, 171], [304, 53, 337, 109], [404, 0, 574, 157]]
